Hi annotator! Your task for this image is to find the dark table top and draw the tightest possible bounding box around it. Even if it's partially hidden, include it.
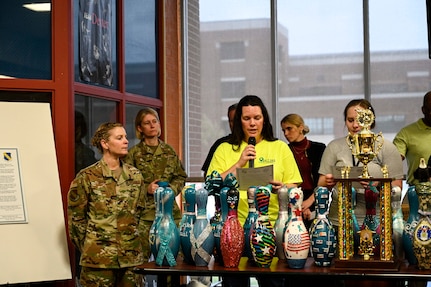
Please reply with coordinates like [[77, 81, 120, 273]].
[[134, 256, 431, 281]]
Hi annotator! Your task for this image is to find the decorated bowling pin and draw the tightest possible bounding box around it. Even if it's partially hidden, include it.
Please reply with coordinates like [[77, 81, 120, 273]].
[[283, 187, 310, 269], [220, 186, 244, 267], [149, 182, 165, 260], [178, 185, 196, 264], [413, 180, 431, 269], [190, 187, 214, 266], [205, 171, 224, 264], [250, 185, 276, 268], [153, 182, 180, 266], [275, 185, 289, 261], [403, 185, 419, 265], [243, 186, 258, 261], [310, 187, 336, 266]]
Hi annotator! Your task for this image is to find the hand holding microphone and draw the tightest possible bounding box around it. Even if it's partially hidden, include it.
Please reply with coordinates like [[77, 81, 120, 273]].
[[248, 136, 256, 168]]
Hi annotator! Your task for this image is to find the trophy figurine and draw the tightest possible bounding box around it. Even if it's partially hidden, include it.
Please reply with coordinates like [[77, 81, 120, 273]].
[[346, 108, 384, 178]]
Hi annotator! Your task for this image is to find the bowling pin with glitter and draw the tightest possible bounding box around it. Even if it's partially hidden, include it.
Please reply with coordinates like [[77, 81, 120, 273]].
[[220, 186, 244, 267]]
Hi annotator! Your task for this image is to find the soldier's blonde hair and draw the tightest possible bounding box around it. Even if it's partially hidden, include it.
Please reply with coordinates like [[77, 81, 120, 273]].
[[91, 122, 124, 154], [134, 107, 161, 140]]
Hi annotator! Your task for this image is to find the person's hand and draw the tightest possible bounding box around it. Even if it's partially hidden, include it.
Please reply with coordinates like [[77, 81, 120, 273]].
[[302, 207, 312, 220], [302, 193, 315, 210], [324, 174, 335, 188], [147, 179, 160, 195], [359, 180, 379, 189], [269, 180, 284, 192], [239, 143, 256, 167]]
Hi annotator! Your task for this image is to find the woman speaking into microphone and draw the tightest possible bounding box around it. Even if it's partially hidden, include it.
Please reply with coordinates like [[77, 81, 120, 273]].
[[206, 95, 302, 287]]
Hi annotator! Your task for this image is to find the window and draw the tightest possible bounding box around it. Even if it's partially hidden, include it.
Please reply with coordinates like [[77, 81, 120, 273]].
[[304, 117, 334, 136], [220, 41, 245, 61], [74, 94, 117, 163], [125, 0, 158, 97], [220, 78, 245, 98], [184, 0, 429, 178], [0, 0, 51, 79]]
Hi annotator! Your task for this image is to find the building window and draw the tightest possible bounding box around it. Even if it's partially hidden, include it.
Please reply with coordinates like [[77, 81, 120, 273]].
[[220, 78, 245, 98], [305, 117, 334, 135], [376, 115, 406, 134], [220, 41, 245, 61]]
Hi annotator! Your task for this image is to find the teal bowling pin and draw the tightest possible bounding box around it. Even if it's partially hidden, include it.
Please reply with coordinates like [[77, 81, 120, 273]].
[[179, 185, 196, 264], [153, 182, 180, 266], [190, 187, 214, 266]]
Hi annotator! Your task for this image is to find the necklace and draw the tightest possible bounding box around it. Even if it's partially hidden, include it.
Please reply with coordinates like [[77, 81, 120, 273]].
[[291, 140, 310, 160]]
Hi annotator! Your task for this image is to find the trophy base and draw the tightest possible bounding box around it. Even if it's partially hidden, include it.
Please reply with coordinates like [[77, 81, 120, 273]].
[[333, 257, 401, 272]]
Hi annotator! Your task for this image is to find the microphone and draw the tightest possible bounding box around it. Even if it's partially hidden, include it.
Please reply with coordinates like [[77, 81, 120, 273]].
[[248, 137, 256, 168]]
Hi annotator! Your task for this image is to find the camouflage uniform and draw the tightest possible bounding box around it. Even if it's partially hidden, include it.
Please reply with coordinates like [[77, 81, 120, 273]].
[[124, 140, 187, 261], [67, 159, 145, 287]]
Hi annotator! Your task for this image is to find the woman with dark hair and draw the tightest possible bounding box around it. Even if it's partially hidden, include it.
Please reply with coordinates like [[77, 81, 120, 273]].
[[207, 95, 302, 287], [208, 95, 302, 224], [228, 96, 277, 147]]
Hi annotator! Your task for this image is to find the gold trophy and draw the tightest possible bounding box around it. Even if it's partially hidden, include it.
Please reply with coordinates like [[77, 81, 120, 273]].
[[346, 108, 384, 178], [336, 108, 395, 267]]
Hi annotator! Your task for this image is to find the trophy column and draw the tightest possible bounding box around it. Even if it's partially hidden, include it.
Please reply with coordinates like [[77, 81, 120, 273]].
[[337, 167, 354, 260], [379, 170, 393, 261]]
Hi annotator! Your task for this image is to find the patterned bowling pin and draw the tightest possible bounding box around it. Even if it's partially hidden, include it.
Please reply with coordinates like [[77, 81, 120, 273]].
[[283, 187, 310, 269], [153, 182, 180, 266], [310, 187, 336, 266], [220, 186, 244, 267], [190, 187, 215, 266], [205, 171, 224, 264], [149, 182, 165, 260], [275, 185, 289, 261], [413, 181, 431, 269], [243, 186, 258, 261], [178, 185, 196, 264], [403, 185, 419, 265], [250, 185, 276, 268]]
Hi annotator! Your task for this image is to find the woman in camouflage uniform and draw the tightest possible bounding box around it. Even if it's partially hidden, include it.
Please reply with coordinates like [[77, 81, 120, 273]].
[[68, 122, 146, 287], [124, 107, 187, 263]]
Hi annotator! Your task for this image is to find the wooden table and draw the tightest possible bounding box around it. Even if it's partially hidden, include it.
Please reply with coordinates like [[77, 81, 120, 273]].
[[134, 257, 431, 287]]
